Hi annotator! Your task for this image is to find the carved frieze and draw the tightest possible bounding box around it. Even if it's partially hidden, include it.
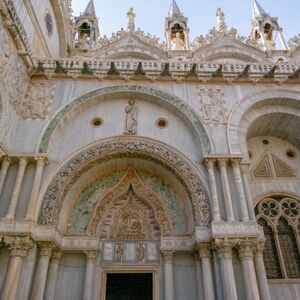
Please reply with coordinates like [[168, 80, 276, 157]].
[[20, 82, 55, 120], [198, 86, 228, 124]]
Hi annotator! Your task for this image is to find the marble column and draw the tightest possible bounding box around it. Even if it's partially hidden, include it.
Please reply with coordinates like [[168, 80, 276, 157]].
[[162, 250, 175, 300], [44, 249, 63, 300], [5, 157, 27, 219], [216, 240, 238, 300], [0, 157, 11, 197], [254, 241, 271, 300], [83, 250, 97, 300], [204, 158, 221, 221], [31, 242, 53, 300], [194, 253, 203, 300], [1, 236, 33, 300], [240, 164, 256, 221], [25, 157, 47, 220], [231, 159, 249, 221], [238, 241, 260, 300], [198, 243, 215, 300], [218, 159, 235, 221]]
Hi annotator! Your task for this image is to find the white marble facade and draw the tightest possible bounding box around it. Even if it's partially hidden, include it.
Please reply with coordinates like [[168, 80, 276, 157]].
[[0, 0, 299, 299]]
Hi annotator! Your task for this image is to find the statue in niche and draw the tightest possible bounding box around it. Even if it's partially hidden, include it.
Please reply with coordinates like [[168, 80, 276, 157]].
[[137, 244, 145, 261], [77, 33, 89, 50], [125, 99, 138, 134], [172, 32, 185, 50], [115, 244, 124, 262]]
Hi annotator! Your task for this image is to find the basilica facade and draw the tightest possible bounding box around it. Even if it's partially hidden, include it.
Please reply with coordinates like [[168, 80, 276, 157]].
[[0, 0, 299, 299]]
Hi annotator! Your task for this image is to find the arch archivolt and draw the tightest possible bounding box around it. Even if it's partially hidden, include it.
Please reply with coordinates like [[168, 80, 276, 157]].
[[36, 84, 212, 155], [227, 89, 300, 155], [86, 168, 173, 238], [38, 137, 210, 232]]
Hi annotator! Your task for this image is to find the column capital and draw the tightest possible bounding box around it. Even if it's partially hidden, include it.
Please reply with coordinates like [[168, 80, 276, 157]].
[[203, 158, 216, 169], [237, 240, 255, 259], [35, 156, 48, 166], [253, 239, 266, 256], [38, 242, 55, 257], [161, 250, 175, 263], [51, 249, 63, 260], [196, 242, 212, 259], [84, 250, 98, 260], [231, 157, 242, 167], [4, 236, 33, 257], [1, 156, 11, 165], [240, 163, 250, 174], [215, 239, 234, 259], [18, 157, 28, 166], [217, 158, 229, 168]]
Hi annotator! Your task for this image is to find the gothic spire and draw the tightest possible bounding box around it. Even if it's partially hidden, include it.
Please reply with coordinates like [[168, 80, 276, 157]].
[[169, 0, 183, 18], [82, 0, 96, 17], [252, 0, 269, 19]]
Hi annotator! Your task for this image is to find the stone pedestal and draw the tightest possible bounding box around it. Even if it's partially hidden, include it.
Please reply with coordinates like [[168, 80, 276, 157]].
[[1, 236, 33, 300], [162, 250, 175, 300]]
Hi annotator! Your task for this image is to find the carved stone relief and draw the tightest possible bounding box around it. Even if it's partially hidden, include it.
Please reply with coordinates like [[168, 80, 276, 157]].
[[40, 139, 210, 228], [20, 82, 55, 119], [124, 99, 138, 134], [198, 86, 228, 124]]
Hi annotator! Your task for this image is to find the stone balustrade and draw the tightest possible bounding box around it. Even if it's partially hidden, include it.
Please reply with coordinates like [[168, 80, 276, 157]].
[[36, 58, 300, 83]]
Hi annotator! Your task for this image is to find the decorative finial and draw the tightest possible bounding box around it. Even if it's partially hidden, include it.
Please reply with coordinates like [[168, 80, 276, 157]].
[[127, 7, 136, 33]]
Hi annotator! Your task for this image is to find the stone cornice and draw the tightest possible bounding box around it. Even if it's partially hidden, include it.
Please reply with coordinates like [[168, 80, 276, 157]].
[[0, 0, 34, 68], [33, 58, 300, 84]]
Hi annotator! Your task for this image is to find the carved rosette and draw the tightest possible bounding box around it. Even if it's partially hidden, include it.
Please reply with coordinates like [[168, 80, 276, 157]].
[[4, 236, 33, 258], [40, 139, 210, 228]]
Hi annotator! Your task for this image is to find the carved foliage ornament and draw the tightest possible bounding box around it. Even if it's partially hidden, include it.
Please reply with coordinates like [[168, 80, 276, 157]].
[[39, 139, 210, 228]]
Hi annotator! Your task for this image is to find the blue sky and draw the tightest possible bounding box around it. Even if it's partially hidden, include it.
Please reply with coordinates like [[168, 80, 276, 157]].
[[72, 0, 299, 42]]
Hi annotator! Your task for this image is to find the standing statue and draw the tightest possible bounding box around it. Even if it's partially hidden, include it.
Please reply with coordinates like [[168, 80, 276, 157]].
[[172, 32, 185, 50], [216, 8, 227, 32], [125, 99, 138, 134], [127, 7, 136, 33]]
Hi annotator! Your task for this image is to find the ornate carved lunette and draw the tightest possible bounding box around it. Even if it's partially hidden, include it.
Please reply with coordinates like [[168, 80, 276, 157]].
[[39, 139, 210, 228]]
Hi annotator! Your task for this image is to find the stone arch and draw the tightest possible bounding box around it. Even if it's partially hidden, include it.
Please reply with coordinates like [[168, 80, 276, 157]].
[[36, 84, 212, 155], [227, 90, 300, 155], [38, 137, 210, 230], [86, 168, 173, 237]]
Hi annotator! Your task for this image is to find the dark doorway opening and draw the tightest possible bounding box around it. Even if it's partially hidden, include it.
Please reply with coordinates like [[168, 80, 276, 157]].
[[106, 273, 153, 300]]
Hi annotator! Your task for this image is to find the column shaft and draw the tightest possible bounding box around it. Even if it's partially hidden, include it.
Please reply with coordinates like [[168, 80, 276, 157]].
[[239, 243, 260, 300], [162, 251, 175, 300], [218, 159, 235, 221], [83, 251, 97, 300], [1, 236, 32, 300], [254, 242, 271, 300], [240, 165, 256, 220], [204, 159, 221, 221], [5, 158, 27, 219], [25, 158, 46, 220], [231, 159, 249, 221], [216, 241, 237, 300], [198, 244, 215, 300], [194, 256, 203, 300], [0, 157, 11, 196], [44, 250, 63, 300], [32, 243, 53, 300]]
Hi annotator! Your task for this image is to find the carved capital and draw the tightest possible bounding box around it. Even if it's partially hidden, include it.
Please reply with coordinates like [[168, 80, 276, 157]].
[[35, 156, 48, 167], [84, 250, 98, 260], [203, 158, 216, 169], [254, 239, 266, 257], [237, 240, 255, 260], [51, 249, 63, 261], [217, 158, 228, 168], [215, 240, 234, 259], [240, 164, 250, 174], [197, 242, 212, 259], [1, 156, 11, 166], [161, 250, 175, 263], [18, 157, 28, 167], [231, 158, 241, 167], [38, 242, 54, 257], [4, 236, 33, 258]]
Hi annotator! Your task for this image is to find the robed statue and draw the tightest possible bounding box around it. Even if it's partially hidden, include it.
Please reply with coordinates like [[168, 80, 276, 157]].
[[125, 99, 138, 134]]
